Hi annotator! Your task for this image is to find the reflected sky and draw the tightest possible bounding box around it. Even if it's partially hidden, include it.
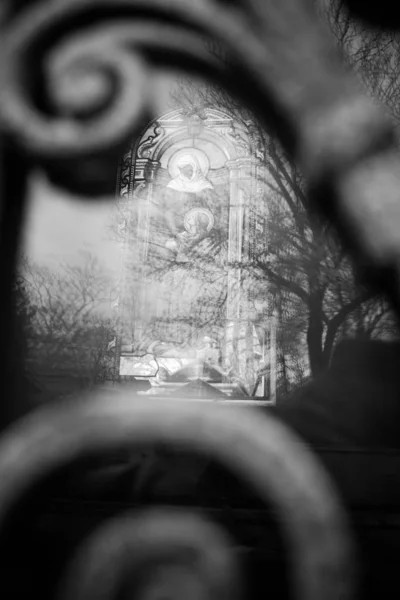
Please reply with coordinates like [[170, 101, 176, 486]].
[[24, 172, 119, 272], [22, 70, 186, 273]]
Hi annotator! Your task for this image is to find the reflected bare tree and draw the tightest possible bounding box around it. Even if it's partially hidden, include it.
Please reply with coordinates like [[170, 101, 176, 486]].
[[167, 11, 399, 383], [18, 250, 116, 399]]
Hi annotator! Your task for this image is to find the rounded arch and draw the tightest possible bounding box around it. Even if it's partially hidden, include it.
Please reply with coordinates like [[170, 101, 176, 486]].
[[134, 108, 251, 166]]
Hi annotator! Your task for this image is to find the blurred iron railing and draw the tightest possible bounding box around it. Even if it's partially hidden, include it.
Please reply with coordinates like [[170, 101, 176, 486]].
[[0, 0, 399, 598]]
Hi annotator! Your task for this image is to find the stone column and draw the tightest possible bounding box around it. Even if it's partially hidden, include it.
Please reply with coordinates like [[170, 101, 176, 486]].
[[131, 158, 159, 347], [225, 157, 257, 386]]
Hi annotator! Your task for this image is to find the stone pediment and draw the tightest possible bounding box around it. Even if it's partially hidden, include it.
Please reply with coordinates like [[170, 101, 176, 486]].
[[172, 379, 228, 399], [135, 108, 251, 169], [167, 360, 225, 383]]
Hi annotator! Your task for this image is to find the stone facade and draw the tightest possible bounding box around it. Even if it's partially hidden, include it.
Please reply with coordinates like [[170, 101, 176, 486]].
[[112, 108, 274, 396]]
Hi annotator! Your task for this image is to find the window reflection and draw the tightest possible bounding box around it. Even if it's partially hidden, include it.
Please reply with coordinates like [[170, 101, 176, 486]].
[[18, 84, 398, 405]]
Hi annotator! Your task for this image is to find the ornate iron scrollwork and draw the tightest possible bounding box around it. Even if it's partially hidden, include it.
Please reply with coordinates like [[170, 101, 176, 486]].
[[1, 0, 399, 299], [57, 508, 240, 600], [0, 396, 354, 600], [0, 0, 398, 597]]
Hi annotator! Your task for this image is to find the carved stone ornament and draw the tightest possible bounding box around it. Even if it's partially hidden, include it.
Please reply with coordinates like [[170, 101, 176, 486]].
[[226, 123, 251, 158], [137, 123, 165, 159]]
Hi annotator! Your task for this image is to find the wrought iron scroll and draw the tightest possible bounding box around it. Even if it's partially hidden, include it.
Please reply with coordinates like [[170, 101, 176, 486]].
[[2, 0, 400, 297], [0, 396, 354, 600], [0, 0, 399, 598]]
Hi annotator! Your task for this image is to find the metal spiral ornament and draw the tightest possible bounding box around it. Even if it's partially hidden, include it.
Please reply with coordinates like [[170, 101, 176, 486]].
[[0, 394, 355, 600], [1, 0, 400, 303], [57, 508, 240, 600], [0, 0, 248, 195], [0, 1, 399, 598]]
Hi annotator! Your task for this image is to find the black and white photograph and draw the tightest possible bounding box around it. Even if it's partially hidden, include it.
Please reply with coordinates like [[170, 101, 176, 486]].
[[0, 1, 400, 599]]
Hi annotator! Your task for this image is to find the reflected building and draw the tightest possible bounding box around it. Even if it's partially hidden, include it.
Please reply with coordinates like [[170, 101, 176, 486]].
[[111, 108, 275, 397]]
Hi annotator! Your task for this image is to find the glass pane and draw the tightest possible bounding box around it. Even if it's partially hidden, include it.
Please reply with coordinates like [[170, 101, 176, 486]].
[[19, 71, 398, 405]]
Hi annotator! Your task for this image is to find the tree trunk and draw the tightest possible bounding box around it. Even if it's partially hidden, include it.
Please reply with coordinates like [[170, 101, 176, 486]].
[[307, 293, 327, 376], [280, 352, 289, 396], [322, 292, 373, 367]]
